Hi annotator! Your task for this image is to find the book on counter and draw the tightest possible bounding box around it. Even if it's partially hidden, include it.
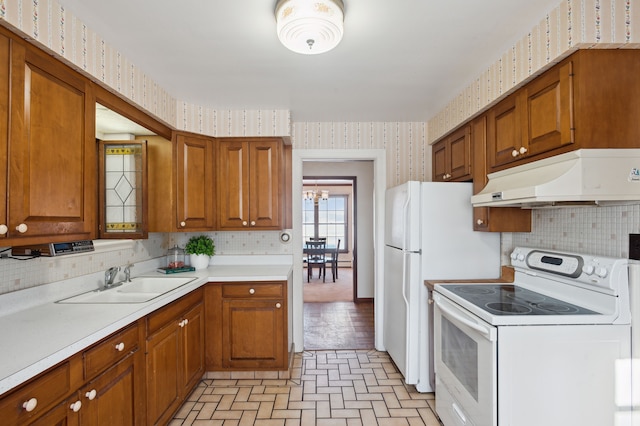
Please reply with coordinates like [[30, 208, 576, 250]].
[[157, 266, 196, 274]]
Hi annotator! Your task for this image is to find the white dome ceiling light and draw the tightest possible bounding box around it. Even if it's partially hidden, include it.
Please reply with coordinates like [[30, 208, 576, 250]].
[[275, 0, 344, 55]]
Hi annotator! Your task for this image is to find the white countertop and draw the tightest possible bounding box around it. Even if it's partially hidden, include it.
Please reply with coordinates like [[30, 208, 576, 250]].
[[0, 260, 292, 396]]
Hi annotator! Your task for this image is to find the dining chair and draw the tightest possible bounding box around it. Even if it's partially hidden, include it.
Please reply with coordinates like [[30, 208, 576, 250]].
[[305, 240, 327, 283], [325, 239, 341, 282]]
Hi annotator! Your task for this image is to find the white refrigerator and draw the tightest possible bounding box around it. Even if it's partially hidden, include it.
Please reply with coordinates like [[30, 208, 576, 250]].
[[383, 181, 501, 392]]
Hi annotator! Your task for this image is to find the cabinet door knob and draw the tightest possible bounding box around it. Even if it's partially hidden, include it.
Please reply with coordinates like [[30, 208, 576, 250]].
[[250, 221, 256, 226], [85, 389, 97, 400], [0, 224, 7, 235], [249, 288, 255, 294], [179, 319, 186, 327], [276, 303, 281, 309], [114, 342, 125, 352], [180, 221, 186, 227], [476, 219, 484, 225], [242, 221, 248, 226], [511, 149, 519, 157], [442, 174, 448, 180], [16, 223, 27, 233], [519, 146, 528, 154], [70, 400, 82, 412], [22, 398, 38, 412]]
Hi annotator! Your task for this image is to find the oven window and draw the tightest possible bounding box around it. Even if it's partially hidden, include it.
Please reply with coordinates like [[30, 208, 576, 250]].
[[442, 316, 478, 400]]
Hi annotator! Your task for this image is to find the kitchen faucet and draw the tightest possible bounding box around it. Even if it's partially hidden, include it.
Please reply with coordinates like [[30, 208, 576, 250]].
[[124, 263, 134, 282], [103, 266, 121, 290]]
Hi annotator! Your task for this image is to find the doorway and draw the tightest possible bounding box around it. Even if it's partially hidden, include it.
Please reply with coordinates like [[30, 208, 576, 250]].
[[302, 176, 356, 303], [294, 153, 385, 352]]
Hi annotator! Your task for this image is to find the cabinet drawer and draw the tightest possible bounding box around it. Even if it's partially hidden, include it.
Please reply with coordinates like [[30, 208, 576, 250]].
[[84, 323, 139, 379], [147, 288, 203, 335], [0, 362, 71, 424], [222, 282, 284, 299]]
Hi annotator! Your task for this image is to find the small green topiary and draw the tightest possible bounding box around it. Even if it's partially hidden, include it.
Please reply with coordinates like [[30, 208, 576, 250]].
[[184, 235, 215, 256]]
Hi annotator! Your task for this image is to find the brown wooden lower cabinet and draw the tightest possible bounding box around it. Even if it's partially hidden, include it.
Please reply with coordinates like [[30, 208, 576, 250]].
[[0, 322, 143, 426], [145, 289, 204, 426], [206, 281, 288, 371]]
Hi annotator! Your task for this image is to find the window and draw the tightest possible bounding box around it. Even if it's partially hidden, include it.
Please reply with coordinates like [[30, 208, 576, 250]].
[[302, 195, 347, 251]]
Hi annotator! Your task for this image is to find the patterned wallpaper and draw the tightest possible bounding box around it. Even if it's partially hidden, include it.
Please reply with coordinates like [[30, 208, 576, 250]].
[[428, 0, 640, 142], [291, 122, 429, 187]]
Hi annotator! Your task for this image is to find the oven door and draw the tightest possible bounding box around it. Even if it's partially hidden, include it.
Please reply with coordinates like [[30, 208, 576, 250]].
[[433, 293, 497, 426]]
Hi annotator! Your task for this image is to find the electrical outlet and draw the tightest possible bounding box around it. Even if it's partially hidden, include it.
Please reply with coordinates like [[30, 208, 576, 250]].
[[630, 234, 640, 260]]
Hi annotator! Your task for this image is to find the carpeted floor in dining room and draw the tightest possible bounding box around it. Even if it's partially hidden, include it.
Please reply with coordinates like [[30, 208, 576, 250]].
[[303, 267, 375, 351]]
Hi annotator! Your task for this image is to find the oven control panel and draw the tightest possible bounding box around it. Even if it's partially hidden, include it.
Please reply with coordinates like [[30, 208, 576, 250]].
[[510, 247, 628, 293]]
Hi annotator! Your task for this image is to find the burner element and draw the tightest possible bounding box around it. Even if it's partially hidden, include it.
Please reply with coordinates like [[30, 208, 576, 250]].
[[456, 286, 496, 295], [532, 303, 580, 314], [485, 302, 532, 314]]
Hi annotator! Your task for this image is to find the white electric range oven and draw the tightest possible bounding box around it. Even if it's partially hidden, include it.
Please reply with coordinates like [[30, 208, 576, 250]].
[[433, 247, 632, 426]]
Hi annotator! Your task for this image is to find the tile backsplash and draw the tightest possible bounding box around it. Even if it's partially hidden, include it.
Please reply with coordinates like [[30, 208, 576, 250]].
[[502, 203, 640, 263], [0, 231, 292, 296]]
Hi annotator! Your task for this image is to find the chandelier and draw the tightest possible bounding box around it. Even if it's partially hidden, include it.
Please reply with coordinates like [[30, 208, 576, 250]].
[[303, 184, 329, 203], [275, 0, 345, 55]]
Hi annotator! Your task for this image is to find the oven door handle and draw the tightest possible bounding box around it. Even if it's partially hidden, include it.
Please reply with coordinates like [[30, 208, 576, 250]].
[[435, 296, 496, 341]]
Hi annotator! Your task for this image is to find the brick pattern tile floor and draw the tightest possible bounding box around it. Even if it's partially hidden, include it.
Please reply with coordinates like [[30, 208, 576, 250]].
[[170, 350, 442, 425]]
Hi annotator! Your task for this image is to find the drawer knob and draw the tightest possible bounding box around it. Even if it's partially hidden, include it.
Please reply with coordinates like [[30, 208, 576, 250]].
[[476, 219, 484, 225], [179, 319, 189, 327], [511, 149, 519, 157], [249, 288, 255, 294], [0, 224, 7, 235], [276, 303, 281, 309], [22, 398, 38, 412], [85, 389, 97, 400], [16, 223, 28, 233], [250, 221, 256, 226], [70, 400, 82, 412], [115, 342, 125, 352], [242, 221, 248, 226], [180, 221, 186, 227], [519, 146, 528, 154]]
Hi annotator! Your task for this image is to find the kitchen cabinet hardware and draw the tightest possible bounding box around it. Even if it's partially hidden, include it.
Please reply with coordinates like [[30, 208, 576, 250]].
[[22, 397, 37, 412], [0, 225, 7, 235], [249, 288, 255, 294], [114, 342, 125, 352], [69, 400, 82, 412], [84, 389, 97, 400]]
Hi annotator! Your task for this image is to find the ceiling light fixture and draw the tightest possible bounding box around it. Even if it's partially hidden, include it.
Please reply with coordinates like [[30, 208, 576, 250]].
[[275, 0, 344, 55]]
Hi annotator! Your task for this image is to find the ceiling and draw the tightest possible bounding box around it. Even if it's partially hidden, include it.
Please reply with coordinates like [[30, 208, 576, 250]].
[[60, 0, 561, 124]]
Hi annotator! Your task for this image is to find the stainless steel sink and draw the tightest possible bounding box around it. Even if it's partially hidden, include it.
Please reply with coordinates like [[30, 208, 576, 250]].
[[57, 276, 197, 304]]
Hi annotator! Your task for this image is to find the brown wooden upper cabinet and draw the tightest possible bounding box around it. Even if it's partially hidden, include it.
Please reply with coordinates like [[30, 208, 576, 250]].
[[217, 138, 285, 230], [471, 115, 531, 232], [1, 32, 96, 244], [148, 132, 216, 232], [487, 60, 573, 170], [487, 49, 640, 172], [432, 125, 472, 182]]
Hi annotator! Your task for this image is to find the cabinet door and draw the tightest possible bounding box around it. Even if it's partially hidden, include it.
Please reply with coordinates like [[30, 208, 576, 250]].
[[524, 61, 574, 156], [27, 399, 78, 426], [472, 115, 531, 232], [487, 92, 525, 170], [249, 139, 281, 228], [181, 303, 204, 395], [176, 133, 215, 230], [9, 42, 94, 242], [79, 355, 137, 426], [432, 140, 448, 182], [217, 140, 250, 229], [448, 126, 471, 180], [222, 298, 286, 369], [146, 322, 181, 425]]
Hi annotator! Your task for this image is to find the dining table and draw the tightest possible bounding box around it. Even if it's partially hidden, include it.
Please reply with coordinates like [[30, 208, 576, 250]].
[[303, 242, 339, 282]]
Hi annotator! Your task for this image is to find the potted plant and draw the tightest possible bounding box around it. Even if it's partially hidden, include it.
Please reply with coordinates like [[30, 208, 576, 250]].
[[185, 234, 215, 270]]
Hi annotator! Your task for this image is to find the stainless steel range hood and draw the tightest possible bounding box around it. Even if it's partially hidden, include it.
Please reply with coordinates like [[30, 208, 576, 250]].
[[471, 149, 640, 208]]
